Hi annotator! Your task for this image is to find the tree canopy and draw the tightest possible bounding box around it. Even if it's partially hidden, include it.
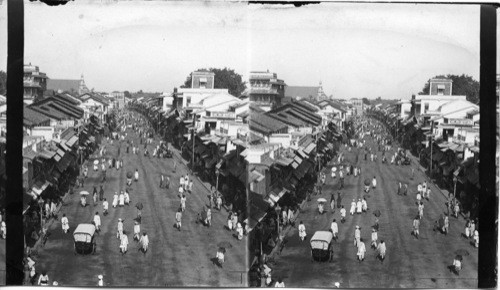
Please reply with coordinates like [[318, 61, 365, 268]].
[[181, 68, 246, 97], [362, 97, 370, 105], [418, 74, 479, 104]]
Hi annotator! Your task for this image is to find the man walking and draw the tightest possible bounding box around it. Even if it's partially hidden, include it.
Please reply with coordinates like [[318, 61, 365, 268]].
[[117, 218, 124, 239], [331, 219, 338, 241], [357, 238, 366, 262], [102, 198, 109, 216], [94, 212, 101, 232], [61, 214, 69, 234], [354, 225, 361, 247], [175, 208, 182, 231], [377, 240, 386, 263], [412, 216, 420, 239], [139, 232, 149, 254]]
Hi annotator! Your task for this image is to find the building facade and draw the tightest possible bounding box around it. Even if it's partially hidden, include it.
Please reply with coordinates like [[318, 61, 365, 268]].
[[191, 70, 215, 89], [24, 64, 48, 104], [246, 71, 285, 112]]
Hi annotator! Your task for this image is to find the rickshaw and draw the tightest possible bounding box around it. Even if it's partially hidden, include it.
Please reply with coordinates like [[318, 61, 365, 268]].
[[73, 223, 97, 255], [310, 231, 333, 262]]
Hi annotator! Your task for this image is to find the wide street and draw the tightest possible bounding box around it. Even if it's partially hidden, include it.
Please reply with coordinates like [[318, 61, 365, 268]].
[[33, 111, 247, 287], [269, 118, 478, 288]]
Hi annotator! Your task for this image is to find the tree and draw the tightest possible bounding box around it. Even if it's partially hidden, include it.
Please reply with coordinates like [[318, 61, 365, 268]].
[[0, 71, 6, 95], [418, 74, 479, 104], [124, 91, 131, 99], [181, 67, 246, 97], [362, 98, 370, 105]]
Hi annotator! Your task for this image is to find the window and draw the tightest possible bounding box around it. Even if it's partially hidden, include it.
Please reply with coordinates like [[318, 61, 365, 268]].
[[424, 103, 429, 112], [186, 97, 191, 105]]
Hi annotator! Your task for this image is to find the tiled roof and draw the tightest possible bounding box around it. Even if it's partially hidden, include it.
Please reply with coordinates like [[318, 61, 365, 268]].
[[249, 112, 288, 135], [297, 100, 319, 112], [80, 93, 110, 105], [29, 104, 66, 120], [55, 93, 81, 105], [47, 79, 80, 92], [316, 100, 347, 112], [24, 106, 50, 127]]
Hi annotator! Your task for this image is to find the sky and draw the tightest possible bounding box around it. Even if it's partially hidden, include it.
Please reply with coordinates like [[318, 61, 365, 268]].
[[0, 1, 491, 99]]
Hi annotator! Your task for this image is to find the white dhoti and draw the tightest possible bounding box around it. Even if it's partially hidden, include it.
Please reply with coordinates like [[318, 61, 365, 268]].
[[112, 197, 118, 208], [62, 223, 69, 232], [356, 203, 362, 213], [227, 219, 233, 230], [350, 205, 356, 215], [119, 195, 125, 206]]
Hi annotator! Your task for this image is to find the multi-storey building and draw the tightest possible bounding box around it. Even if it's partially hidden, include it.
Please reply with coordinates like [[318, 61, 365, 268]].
[[24, 64, 48, 104], [245, 71, 285, 112]]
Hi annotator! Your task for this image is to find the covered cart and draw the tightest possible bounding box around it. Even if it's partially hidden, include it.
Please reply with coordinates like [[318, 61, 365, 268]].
[[310, 231, 333, 262], [73, 223, 97, 255]]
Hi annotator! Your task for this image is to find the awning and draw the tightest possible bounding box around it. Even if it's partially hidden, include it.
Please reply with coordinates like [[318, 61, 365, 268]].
[[66, 136, 79, 147], [32, 180, 50, 197], [303, 143, 317, 155], [275, 157, 294, 166], [59, 142, 71, 152], [56, 153, 73, 172], [205, 157, 218, 169], [38, 150, 56, 159], [266, 188, 289, 207], [23, 150, 37, 160]]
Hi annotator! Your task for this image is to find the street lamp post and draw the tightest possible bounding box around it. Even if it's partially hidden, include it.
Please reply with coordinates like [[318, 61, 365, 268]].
[[215, 168, 220, 193], [453, 177, 457, 199], [275, 204, 281, 235]]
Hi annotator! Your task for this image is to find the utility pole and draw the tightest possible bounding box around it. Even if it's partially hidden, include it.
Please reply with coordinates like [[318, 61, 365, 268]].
[[191, 113, 196, 172], [429, 121, 434, 179]]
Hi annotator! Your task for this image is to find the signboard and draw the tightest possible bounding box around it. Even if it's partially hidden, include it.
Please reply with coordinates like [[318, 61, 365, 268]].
[[446, 118, 473, 126]]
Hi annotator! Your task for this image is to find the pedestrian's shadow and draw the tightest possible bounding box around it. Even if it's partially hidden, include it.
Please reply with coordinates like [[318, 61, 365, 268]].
[[211, 257, 223, 268]]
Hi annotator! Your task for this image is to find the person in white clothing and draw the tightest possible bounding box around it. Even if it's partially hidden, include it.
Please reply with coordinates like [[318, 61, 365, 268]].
[[38, 271, 49, 286], [124, 191, 130, 205], [119, 191, 125, 207], [371, 228, 378, 249], [350, 199, 356, 215], [298, 221, 306, 241], [139, 232, 149, 253], [236, 223, 244, 240], [473, 230, 479, 247], [357, 238, 366, 262], [112, 192, 118, 208], [116, 218, 124, 239], [120, 233, 129, 254], [274, 278, 285, 288], [93, 212, 101, 232], [133, 221, 141, 241], [60, 214, 69, 234], [356, 199, 362, 214], [362, 198, 368, 213], [340, 206, 346, 223], [331, 219, 338, 241], [97, 275, 104, 287], [215, 248, 225, 267], [354, 225, 361, 247], [102, 198, 109, 216], [180, 195, 187, 212], [377, 240, 386, 263], [372, 176, 377, 189], [134, 169, 139, 182], [452, 257, 462, 275]]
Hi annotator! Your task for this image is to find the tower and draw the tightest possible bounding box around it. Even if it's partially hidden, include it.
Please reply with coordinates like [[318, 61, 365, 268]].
[[79, 74, 89, 95]]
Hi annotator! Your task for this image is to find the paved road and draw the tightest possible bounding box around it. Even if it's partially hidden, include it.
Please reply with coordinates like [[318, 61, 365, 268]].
[[34, 112, 247, 287], [269, 121, 478, 288]]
